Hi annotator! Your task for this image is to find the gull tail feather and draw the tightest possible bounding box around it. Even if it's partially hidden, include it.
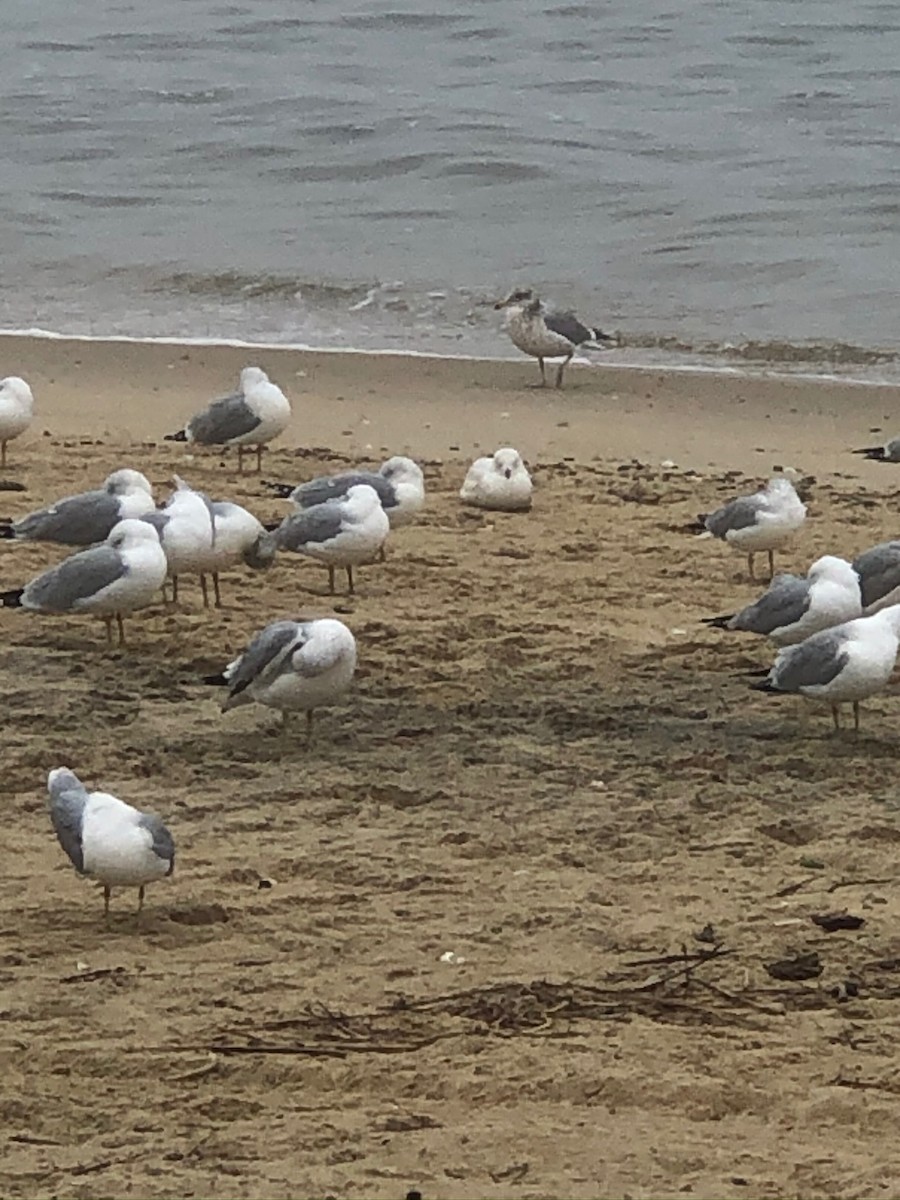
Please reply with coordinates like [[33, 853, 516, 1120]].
[[261, 480, 294, 498], [164, 430, 188, 443], [0, 588, 24, 607], [750, 678, 780, 693], [701, 614, 734, 629], [202, 671, 228, 687]]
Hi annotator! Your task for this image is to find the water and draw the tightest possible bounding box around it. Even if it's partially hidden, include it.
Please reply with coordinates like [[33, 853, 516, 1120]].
[[5, 0, 900, 378]]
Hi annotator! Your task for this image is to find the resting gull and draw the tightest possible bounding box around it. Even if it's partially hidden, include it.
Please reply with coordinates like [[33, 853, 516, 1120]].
[[47, 767, 174, 919], [0, 517, 167, 644], [853, 539, 900, 613], [494, 287, 615, 388], [852, 437, 900, 463], [164, 365, 291, 472], [702, 555, 861, 647], [204, 617, 357, 737], [460, 447, 533, 511], [751, 604, 900, 731], [142, 476, 216, 605], [0, 376, 34, 468], [0, 469, 155, 545], [698, 475, 807, 579], [265, 456, 425, 527], [275, 483, 389, 594]]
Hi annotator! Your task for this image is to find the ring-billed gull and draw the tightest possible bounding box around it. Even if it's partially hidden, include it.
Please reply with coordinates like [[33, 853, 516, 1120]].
[[853, 539, 900, 614], [494, 288, 615, 388], [698, 475, 807, 579], [0, 517, 167, 644], [460, 448, 533, 511], [204, 617, 356, 738], [265, 456, 425, 527], [204, 500, 277, 607], [47, 767, 174, 919], [0, 469, 155, 545], [164, 366, 291, 472], [141, 476, 216, 605], [702, 556, 861, 646], [275, 483, 389, 594], [852, 437, 900, 463], [0, 376, 34, 468], [751, 604, 900, 731]]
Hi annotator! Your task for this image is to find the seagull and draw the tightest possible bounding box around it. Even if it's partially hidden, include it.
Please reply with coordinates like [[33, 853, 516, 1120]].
[[494, 288, 615, 388], [0, 376, 35, 468], [702, 556, 861, 646], [460, 447, 533, 511], [0, 517, 167, 644], [698, 475, 807, 580], [264, 456, 425, 527], [141, 476, 216, 605], [0, 469, 155, 545], [47, 767, 174, 919], [203, 500, 277, 607], [163, 365, 291, 472], [851, 437, 900, 463], [275, 483, 389, 594], [853, 539, 900, 613], [751, 604, 900, 731], [204, 617, 357, 738]]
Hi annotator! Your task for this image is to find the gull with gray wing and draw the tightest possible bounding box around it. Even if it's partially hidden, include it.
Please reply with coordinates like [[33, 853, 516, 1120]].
[[265, 456, 425, 527], [852, 539, 900, 614], [275, 483, 389, 594], [47, 766, 175, 919], [0, 469, 155, 545], [494, 287, 615, 388], [698, 474, 807, 579]]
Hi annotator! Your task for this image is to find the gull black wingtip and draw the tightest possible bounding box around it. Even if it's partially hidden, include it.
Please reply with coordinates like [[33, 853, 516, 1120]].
[[750, 677, 779, 693], [163, 430, 188, 443], [851, 446, 892, 461], [0, 524, 14, 540], [202, 671, 228, 687], [261, 480, 294, 498], [701, 614, 733, 629], [0, 587, 24, 607]]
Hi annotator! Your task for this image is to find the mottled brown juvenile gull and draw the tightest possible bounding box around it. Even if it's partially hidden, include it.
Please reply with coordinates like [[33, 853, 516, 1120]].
[[494, 287, 615, 388]]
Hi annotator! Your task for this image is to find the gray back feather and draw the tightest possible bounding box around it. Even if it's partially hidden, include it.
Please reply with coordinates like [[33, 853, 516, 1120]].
[[23, 544, 128, 612], [138, 812, 175, 874], [47, 771, 88, 873], [276, 504, 345, 551], [705, 494, 766, 537], [13, 490, 120, 545], [733, 574, 810, 635], [296, 471, 395, 510], [227, 620, 301, 699], [543, 308, 594, 346], [854, 541, 900, 608], [141, 510, 171, 534], [772, 628, 850, 692], [189, 392, 260, 445]]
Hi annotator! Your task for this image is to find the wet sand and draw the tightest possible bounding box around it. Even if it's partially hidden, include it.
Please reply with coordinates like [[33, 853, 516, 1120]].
[[4, 341, 900, 1199]]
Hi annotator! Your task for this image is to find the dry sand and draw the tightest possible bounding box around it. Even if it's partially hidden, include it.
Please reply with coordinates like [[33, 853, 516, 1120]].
[[4, 340, 900, 1199]]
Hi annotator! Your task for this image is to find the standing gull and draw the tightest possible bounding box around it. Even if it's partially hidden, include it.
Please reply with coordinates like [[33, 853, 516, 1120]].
[[47, 767, 174, 919], [265, 456, 425, 527], [494, 288, 615, 388], [751, 604, 900, 731], [0, 376, 35, 468], [702, 555, 861, 647], [204, 617, 357, 738], [0, 469, 155, 545], [853, 539, 900, 613], [164, 366, 291, 472], [698, 475, 807, 580], [460, 447, 533, 511], [852, 437, 900, 463], [141, 476, 216, 605], [0, 517, 167, 644], [275, 483, 389, 594]]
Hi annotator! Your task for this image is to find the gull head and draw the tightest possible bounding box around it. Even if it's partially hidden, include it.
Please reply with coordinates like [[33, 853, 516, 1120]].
[[379, 456, 424, 486], [105, 468, 153, 497], [344, 483, 384, 514], [240, 365, 270, 391], [493, 447, 524, 480], [494, 287, 536, 311], [107, 517, 163, 550], [243, 529, 278, 571], [808, 555, 858, 588], [47, 766, 84, 795], [0, 376, 34, 413]]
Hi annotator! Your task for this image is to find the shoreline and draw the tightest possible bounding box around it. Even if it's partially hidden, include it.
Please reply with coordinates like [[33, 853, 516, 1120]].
[[4, 330, 900, 476]]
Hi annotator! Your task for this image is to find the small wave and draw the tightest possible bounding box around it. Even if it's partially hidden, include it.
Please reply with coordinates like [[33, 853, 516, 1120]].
[[151, 271, 375, 306]]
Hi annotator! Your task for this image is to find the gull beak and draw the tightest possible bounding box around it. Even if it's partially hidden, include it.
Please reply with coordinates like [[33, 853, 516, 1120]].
[[504, 468, 512, 479], [494, 297, 510, 310]]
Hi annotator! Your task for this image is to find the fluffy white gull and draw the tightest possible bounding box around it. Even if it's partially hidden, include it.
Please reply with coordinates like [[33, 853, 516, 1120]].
[[141, 476, 216, 605], [751, 604, 900, 731], [265, 456, 425, 527], [852, 539, 900, 614], [0, 517, 167, 644], [164, 365, 291, 472], [0, 376, 35, 468], [699, 475, 807, 579], [48, 767, 174, 919], [852, 436, 900, 463], [494, 287, 615, 388], [702, 555, 861, 647], [0, 469, 155, 545], [202, 500, 277, 607], [275, 483, 389, 594], [204, 617, 357, 737], [460, 447, 533, 511]]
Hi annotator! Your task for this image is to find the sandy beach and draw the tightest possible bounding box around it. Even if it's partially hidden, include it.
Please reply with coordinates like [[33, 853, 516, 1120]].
[[5, 338, 900, 1200]]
